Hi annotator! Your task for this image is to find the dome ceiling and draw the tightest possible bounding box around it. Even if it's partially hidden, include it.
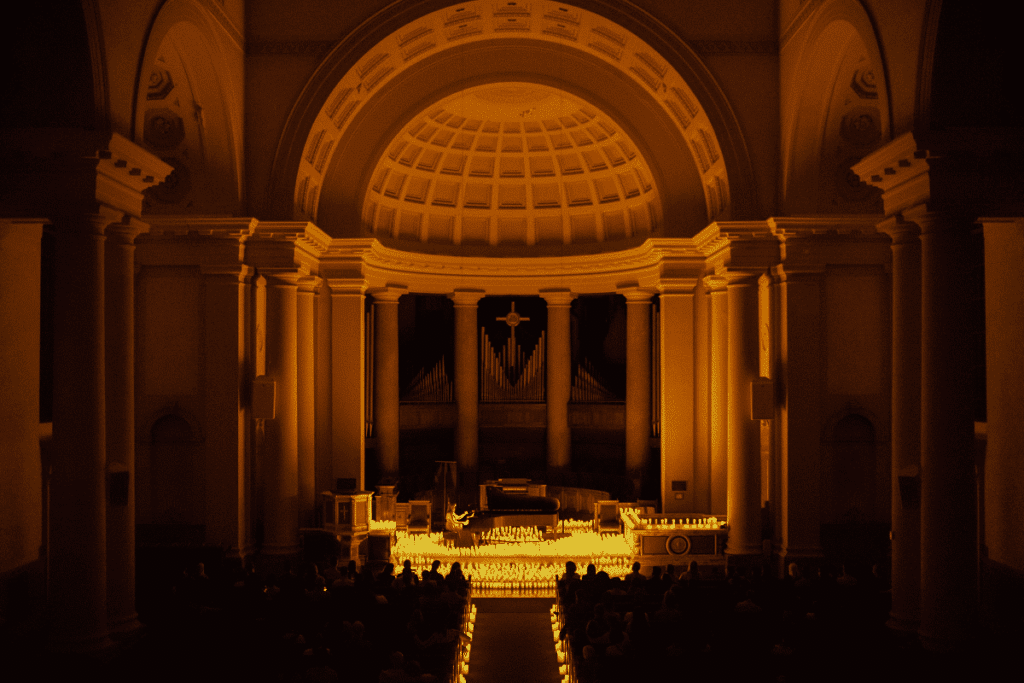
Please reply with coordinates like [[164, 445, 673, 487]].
[[362, 83, 661, 250]]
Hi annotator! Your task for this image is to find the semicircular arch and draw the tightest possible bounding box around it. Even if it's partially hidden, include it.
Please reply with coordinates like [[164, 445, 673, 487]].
[[133, 0, 244, 214], [781, 0, 891, 215], [271, 0, 756, 240]]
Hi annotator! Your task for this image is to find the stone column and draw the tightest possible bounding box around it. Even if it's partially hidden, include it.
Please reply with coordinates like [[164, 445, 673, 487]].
[[201, 264, 254, 559], [372, 288, 404, 481], [263, 273, 300, 556], [296, 277, 318, 527], [878, 216, 921, 634], [330, 284, 366, 490], [542, 290, 574, 477], [693, 278, 712, 512], [104, 218, 146, 635], [910, 207, 977, 651], [706, 276, 729, 515], [49, 208, 120, 652], [773, 263, 825, 568], [314, 280, 333, 497], [0, 219, 45, 582], [451, 290, 484, 481], [725, 272, 763, 557], [659, 287, 695, 513], [623, 289, 653, 498]]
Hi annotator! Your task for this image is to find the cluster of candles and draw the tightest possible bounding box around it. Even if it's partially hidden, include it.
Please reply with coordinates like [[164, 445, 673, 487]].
[[368, 519, 397, 532], [480, 525, 544, 543], [620, 508, 724, 530], [456, 603, 477, 683], [551, 605, 570, 683], [391, 529, 632, 560], [390, 526, 634, 588]]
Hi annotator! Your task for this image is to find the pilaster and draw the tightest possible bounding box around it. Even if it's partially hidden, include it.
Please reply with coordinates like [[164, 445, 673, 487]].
[[370, 286, 406, 482], [541, 289, 575, 478], [621, 287, 654, 499], [450, 290, 485, 480]]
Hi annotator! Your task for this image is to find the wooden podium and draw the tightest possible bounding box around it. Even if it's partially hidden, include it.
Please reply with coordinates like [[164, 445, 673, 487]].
[[319, 490, 373, 566]]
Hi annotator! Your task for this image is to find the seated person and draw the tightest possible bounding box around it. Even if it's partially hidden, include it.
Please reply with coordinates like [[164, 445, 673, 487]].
[[445, 503, 474, 532]]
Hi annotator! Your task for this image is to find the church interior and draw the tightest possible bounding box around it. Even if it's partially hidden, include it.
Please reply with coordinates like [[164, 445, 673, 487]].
[[2, 0, 1023, 679]]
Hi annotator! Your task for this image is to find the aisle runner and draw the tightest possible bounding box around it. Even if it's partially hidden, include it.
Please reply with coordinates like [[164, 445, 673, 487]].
[[467, 598, 561, 683]]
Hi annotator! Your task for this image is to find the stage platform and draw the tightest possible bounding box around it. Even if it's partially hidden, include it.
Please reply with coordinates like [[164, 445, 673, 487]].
[[389, 521, 633, 595]]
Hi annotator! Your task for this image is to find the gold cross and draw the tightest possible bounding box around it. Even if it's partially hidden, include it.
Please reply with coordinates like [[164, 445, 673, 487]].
[[496, 301, 530, 345]]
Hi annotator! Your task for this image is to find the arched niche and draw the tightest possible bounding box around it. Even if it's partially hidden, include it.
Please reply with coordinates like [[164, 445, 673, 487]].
[[782, 0, 891, 215], [133, 0, 243, 215], [147, 412, 205, 526], [270, 0, 758, 241], [825, 413, 879, 525]]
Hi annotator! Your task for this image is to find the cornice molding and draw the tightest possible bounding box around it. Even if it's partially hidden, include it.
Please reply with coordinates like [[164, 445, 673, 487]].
[[96, 133, 173, 218], [767, 215, 880, 238], [851, 133, 933, 217]]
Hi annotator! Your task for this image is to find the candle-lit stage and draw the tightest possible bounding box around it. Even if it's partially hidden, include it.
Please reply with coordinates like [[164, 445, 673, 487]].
[[376, 512, 726, 596], [385, 519, 634, 596]]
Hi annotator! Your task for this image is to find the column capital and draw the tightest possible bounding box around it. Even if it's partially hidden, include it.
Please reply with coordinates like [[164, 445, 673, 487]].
[[369, 285, 407, 303], [771, 262, 826, 283], [261, 270, 304, 287], [703, 274, 728, 292], [539, 289, 575, 306], [617, 285, 655, 303], [297, 275, 322, 293], [449, 289, 485, 306], [325, 278, 367, 296], [901, 205, 951, 235], [105, 216, 150, 245], [877, 215, 921, 244], [86, 205, 127, 234], [718, 269, 762, 286], [199, 264, 255, 282]]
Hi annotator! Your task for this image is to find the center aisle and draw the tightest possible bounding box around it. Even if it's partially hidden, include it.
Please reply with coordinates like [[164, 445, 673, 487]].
[[467, 598, 561, 683]]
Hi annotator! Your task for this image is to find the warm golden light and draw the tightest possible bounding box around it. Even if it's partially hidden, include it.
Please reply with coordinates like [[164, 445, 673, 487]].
[[390, 527, 633, 592]]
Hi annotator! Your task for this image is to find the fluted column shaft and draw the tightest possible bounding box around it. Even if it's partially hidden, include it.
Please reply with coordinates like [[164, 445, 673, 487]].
[[726, 273, 762, 556], [451, 291, 484, 479], [330, 286, 366, 489], [201, 265, 253, 558], [104, 220, 146, 634], [0, 220, 45, 578], [659, 289, 696, 512], [49, 209, 119, 652], [912, 208, 977, 651], [296, 278, 317, 527], [880, 217, 922, 633], [624, 291, 652, 495], [773, 265, 825, 566], [263, 274, 299, 555], [706, 277, 729, 515], [373, 289, 403, 480], [543, 291, 574, 476]]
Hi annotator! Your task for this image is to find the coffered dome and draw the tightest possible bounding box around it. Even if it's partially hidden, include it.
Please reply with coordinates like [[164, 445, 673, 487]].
[[362, 83, 661, 250]]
